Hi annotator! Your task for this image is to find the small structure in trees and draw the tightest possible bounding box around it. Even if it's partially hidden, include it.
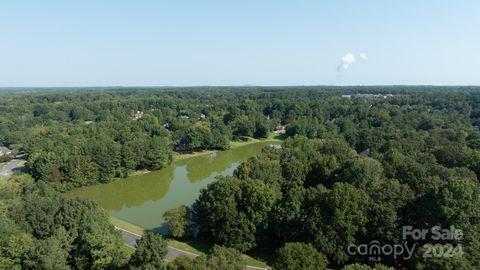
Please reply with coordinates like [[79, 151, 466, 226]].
[[132, 110, 144, 120], [0, 146, 12, 156], [274, 125, 287, 134]]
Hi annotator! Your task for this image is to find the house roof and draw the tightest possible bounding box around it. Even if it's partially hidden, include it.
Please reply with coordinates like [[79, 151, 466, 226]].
[[0, 146, 11, 153], [359, 148, 372, 156]]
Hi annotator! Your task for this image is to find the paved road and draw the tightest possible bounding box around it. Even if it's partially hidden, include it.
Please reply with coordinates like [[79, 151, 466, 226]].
[[117, 227, 268, 270], [0, 159, 22, 177], [119, 229, 197, 260]]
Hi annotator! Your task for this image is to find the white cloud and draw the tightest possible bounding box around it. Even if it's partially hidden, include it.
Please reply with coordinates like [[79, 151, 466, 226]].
[[360, 52, 367, 60], [338, 53, 356, 72]]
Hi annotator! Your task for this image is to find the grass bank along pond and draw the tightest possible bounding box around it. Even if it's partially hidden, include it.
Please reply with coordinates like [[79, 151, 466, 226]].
[[67, 140, 280, 232]]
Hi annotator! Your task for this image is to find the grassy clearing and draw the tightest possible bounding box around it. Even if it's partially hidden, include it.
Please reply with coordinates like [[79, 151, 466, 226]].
[[241, 255, 269, 268], [127, 169, 152, 177], [110, 216, 144, 235], [229, 132, 284, 149], [172, 150, 217, 162], [111, 216, 269, 268], [167, 238, 268, 268], [131, 132, 283, 172], [166, 238, 209, 255], [172, 132, 284, 162]]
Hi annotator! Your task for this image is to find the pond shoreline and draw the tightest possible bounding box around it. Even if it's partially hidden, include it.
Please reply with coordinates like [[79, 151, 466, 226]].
[[66, 138, 283, 225], [68, 136, 283, 268], [130, 133, 283, 177]]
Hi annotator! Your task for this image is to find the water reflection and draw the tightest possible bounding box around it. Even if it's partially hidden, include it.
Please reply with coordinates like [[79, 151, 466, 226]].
[[66, 141, 279, 230], [178, 144, 270, 183], [67, 166, 174, 211]]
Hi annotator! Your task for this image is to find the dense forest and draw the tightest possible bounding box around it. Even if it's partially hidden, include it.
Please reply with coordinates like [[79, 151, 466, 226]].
[[2, 86, 480, 269], [0, 175, 249, 269]]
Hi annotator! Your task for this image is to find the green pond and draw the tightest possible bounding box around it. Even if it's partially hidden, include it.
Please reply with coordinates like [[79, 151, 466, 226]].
[[66, 141, 279, 232]]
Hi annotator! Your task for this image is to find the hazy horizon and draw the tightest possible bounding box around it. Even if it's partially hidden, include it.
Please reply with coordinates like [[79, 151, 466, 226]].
[[1, 1, 479, 86], [2, 84, 480, 89]]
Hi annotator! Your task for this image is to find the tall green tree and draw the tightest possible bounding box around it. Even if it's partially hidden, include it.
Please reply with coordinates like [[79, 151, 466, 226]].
[[194, 177, 279, 251], [129, 231, 168, 270], [273, 242, 328, 270], [164, 206, 189, 239]]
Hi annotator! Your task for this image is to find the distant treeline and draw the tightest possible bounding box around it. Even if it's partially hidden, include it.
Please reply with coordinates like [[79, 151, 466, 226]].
[[2, 86, 480, 269], [1, 86, 480, 190]]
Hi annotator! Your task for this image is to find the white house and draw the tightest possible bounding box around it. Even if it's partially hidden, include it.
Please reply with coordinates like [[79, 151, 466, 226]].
[[274, 125, 287, 134], [0, 146, 12, 156], [132, 111, 144, 120]]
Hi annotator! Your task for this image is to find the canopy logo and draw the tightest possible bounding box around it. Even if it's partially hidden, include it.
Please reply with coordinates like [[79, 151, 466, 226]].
[[347, 226, 464, 262], [347, 241, 416, 262]]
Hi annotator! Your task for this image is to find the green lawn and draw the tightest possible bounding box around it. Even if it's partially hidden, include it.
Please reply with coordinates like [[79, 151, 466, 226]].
[[241, 254, 269, 268], [166, 238, 268, 268], [172, 150, 217, 162], [229, 132, 284, 149], [167, 238, 209, 255], [110, 216, 144, 235]]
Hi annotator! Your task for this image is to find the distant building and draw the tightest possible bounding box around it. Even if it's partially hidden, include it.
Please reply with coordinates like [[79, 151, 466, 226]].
[[174, 140, 188, 151], [359, 148, 372, 156], [427, 105, 442, 115], [0, 146, 12, 156], [342, 93, 393, 99], [132, 110, 144, 120], [274, 125, 287, 134], [326, 118, 336, 124]]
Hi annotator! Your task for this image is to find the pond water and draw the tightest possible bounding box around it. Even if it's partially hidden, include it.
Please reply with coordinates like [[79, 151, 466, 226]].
[[66, 141, 279, 232]]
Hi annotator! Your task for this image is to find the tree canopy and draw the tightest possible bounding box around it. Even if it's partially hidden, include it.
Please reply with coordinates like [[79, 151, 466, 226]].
[[3, 86, 480, 269]]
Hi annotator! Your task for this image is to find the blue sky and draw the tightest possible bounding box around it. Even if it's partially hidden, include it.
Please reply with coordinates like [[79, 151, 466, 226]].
[[1, 0, 479, 86]]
